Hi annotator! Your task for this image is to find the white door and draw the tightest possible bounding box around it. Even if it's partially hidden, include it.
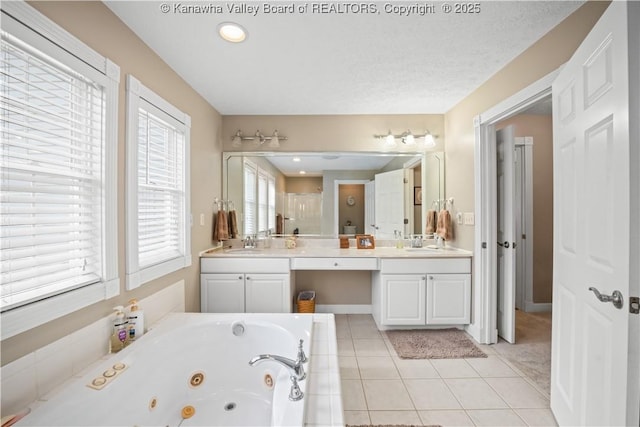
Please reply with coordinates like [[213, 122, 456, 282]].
[[364, 180, 376, 235], [374, 169, 405, 239], [551, 3, 633, 426], [497, 126, 516, 343]]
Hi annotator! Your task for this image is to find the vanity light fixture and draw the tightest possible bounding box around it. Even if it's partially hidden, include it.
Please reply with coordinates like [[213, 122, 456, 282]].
[[230, 129, 288, 147], [375, 129, 437, 147], [218, 22, 247, 43]]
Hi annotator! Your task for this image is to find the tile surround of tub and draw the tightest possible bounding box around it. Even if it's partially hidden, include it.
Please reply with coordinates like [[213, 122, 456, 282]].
[[0, 281, 186, 416]]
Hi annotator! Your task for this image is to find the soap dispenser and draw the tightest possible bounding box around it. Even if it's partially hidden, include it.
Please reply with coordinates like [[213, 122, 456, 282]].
[[110, 306, 129, 353], [126, 299, 145, 341]]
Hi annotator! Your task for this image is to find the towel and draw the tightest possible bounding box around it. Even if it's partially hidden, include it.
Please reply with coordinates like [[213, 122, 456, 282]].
[[436, 209, 453, 241], [276, 213, 283, 235], [212, 210, 229, 241], [425, 209, 438, 234], [228, 210, 238, 239]]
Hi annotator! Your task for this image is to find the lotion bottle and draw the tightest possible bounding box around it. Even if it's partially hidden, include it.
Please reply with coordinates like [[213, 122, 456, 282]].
[[110, 306, 129, 353], [126, 299, 145, 341]]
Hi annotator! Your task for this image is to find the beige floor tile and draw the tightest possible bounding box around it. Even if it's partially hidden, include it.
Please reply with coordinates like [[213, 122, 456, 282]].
[[342, 410, 370, 426], [353, 338, 390, 357], [474, 343, 498, 355], [362, 379, 414, 410], [484, 377, 549, 409], [337, 338, 355, 356], [348, 314, 377, 325], [338, 356, 360, 379], [445, 378, 509, 409], [369, 410, 422, 425], [404, 379, 462, 410], [466, 355, 519, 377], [341, 379, 367, 410], [514, 408, 558, 426], [393, 357, 440, 378], [350, 323, 383, 339], [418, 409, 476, 427], [431, 359, 480, 378], [357, 356, 400, 379], [382, 337, 400, 357], [335, 322, 352, 339], [466, 409, 527, 426]]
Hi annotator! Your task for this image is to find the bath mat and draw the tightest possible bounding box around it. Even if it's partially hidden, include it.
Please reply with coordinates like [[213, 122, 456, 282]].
[[385, 328, 487, 359]]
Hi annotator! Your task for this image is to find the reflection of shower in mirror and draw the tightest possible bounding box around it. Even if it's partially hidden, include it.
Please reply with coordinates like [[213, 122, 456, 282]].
[[284, 193, 322, 235]]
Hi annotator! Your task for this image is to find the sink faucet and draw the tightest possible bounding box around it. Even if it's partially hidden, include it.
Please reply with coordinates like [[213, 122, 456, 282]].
[[243, 234, 256, 249], [248, 353, 306, 381]]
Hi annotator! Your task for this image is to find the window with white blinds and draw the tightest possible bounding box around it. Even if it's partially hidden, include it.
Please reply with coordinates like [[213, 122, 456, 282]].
[[243, 161, 257, 235], [125, 75, 191, 290], [0, 3, 119, 336], [243, 160, 275, 236]]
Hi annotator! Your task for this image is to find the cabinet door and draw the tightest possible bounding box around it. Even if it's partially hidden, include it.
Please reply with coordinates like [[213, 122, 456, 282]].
[[381, 274, 426, 325], [200, 274, 245, 313], [245, 274, 290, 313], [426, 274, 471, 324]]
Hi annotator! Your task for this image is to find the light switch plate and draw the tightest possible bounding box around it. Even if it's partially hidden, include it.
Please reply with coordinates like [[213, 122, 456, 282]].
[[463, 212, 475, 225], [456, 212, 463, 225], [199, 213, 205, 226]]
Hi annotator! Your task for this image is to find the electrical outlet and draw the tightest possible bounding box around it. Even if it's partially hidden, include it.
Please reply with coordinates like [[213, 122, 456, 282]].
[[199, 213, 205, 226], [463, 212, 475, 225]]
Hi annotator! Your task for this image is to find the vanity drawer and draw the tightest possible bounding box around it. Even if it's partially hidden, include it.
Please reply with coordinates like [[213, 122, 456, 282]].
[[380, 258, 471, 274], [291, 257, 378, 271], [201, 258, 290, 274]]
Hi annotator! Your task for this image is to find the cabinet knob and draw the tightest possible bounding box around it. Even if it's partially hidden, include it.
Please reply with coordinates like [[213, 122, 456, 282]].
[[334, 262, 338, 267], [238, 276, 243, 280], [428, 276, 434, 280], [246, 276, 251, 280]]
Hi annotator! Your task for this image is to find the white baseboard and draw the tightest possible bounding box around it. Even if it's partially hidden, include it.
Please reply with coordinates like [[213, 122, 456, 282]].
[[315, 304, 372, 314], [524, 301, 552, 312]]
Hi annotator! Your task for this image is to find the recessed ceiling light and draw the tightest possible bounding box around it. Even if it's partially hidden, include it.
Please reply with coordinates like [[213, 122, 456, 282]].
[[218, 22, 247, 43], [292, 157, 301, 162]]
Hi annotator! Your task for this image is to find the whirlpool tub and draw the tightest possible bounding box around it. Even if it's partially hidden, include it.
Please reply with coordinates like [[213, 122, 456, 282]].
[[17, 313, 316, 426]]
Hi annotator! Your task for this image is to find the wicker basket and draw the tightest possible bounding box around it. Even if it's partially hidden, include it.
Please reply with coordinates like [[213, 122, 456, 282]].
[[297, 291, 316, 313]]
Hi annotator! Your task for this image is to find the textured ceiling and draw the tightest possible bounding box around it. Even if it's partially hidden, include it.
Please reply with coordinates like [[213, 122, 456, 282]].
[[105, 1, 582, 115]]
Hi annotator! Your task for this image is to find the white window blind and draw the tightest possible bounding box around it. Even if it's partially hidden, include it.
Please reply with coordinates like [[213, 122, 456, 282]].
[[268, 176, 276, 232], [1, 31, 105, 311], [126, 75, 190, 290], [258, 171, 268, 233], [243, 161, 256, 235]]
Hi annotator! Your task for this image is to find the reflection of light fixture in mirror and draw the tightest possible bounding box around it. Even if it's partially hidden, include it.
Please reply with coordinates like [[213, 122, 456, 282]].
[[293, 157, 301, 162], [229, 129, 287, 147], [218, 22, 247, 43], [299, 170, 306, 175]]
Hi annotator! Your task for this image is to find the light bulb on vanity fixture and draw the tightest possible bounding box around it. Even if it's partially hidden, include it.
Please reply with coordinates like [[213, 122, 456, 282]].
[[401, 130, 415, 145], [269, 130, 280, 148], [384, 130, 396, 147]]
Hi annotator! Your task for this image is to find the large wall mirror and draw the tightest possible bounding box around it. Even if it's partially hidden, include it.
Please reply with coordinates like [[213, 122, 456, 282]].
[[223, 152, 444, 238]]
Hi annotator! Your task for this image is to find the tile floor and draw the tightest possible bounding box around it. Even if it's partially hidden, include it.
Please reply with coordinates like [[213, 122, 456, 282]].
[[336, 314, 557, 427]]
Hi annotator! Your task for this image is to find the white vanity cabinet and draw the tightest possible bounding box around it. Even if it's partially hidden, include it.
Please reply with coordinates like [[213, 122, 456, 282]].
[[372, 258, 471, 328], [200, 258, 293, 313]]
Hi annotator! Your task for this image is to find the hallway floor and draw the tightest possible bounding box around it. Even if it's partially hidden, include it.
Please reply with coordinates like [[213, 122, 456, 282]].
[[336, 314, 556, 427]]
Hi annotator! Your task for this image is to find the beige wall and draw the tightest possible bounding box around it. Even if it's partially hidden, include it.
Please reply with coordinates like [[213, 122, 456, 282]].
[[1, 1, 223, 366], [443, 1, 610, 250], [295, 271, 372, 305], [497, 115, 554, 303]]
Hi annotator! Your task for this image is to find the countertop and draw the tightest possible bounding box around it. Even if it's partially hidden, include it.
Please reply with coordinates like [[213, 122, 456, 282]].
[[199, 245, 472, 259]]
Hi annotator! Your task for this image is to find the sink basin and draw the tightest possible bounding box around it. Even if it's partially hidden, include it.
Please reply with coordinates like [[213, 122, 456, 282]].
[[224, 248, 263, 254]]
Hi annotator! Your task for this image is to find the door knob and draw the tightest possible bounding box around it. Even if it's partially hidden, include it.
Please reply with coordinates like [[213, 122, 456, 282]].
[[588, 286, 624, 309]]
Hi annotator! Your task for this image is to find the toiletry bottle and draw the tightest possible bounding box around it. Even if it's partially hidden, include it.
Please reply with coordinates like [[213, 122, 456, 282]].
[[395, 230, 404, 249], [127, 299, 145, 341], [110, 306, 129, 353]]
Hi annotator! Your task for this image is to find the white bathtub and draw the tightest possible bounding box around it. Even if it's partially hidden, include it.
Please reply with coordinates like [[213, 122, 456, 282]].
[[17, 313, 314, 427]]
